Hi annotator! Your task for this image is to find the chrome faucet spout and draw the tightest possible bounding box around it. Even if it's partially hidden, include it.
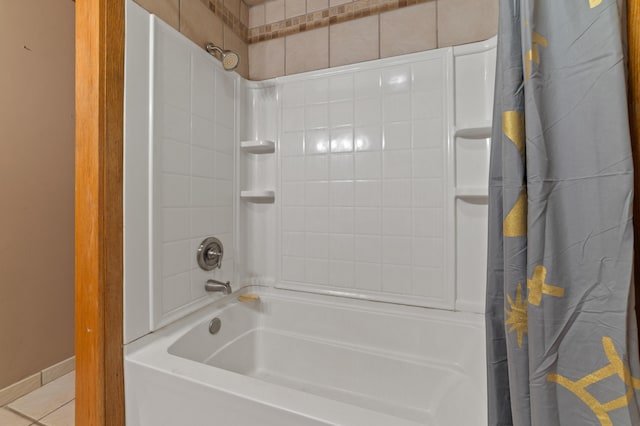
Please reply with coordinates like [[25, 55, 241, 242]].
[[205, 279, 232, 295]]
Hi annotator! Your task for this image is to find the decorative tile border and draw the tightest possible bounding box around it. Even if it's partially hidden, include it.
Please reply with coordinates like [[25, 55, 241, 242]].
[[248, 0, 433, 43], [199, 0, 250, 42]]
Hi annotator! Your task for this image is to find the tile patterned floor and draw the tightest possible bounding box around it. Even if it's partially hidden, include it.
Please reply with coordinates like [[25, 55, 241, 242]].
[[0, 372, 74, 425]]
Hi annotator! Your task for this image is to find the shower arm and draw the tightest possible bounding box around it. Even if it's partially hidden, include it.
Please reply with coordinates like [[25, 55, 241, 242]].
[[206, 44, 223, 57]]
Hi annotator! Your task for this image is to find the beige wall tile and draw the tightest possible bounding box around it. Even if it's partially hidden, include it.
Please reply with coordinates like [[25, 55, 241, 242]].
[[380, 2, 436, 58], [225, 0, 241, 18], [180, 0, 224, 50], [265, 0, 286, 24], [286, 27, 329, 75], [224, 27, 250, 78], [135, 0, 180, 30], [240, 1, 250, 26], [286, 0, 307, 18], [330, 15, 379, 67], [307, 0, 328, 13], [330, 0, 352, 6], [437, 0, 499, 47], [249, 38, 286, 79], [249, 5, 266, 28]]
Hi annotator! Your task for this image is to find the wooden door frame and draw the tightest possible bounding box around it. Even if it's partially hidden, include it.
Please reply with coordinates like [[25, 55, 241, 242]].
[[73, 1, 640, 425], [75, 0, 125, 424]]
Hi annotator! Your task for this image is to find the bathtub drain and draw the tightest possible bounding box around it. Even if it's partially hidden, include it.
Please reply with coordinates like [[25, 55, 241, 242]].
[[209, 317, 222, 335]]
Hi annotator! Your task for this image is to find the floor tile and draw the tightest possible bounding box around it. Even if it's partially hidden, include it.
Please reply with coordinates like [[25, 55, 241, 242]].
[[0, 407, 33, 425], [8, 372, 74, 421], [39, 400, 74, 426]]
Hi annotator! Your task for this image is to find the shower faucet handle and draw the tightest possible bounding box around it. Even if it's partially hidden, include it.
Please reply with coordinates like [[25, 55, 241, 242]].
[[197, 237, 224, 270], [206, 247, 221, 258]]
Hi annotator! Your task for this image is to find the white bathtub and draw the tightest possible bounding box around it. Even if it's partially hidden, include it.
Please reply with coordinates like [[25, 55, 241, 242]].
[[125, 287, 487, 425]]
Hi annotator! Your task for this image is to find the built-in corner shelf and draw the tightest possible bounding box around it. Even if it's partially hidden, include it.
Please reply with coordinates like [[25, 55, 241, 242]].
[[455, 187, 489, 202], [240, 140, 275, 154], [240, 140, 276, 202], [240, 190, 275, 203], [455, 123, 492, 139]]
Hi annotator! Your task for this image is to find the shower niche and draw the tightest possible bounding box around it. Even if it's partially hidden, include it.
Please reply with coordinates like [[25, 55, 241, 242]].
[[238, 82, 278, 205], [239, 139, 275, 203]]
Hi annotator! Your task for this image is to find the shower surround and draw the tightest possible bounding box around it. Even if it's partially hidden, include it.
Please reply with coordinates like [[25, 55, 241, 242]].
[[123, 0, 495, 424]]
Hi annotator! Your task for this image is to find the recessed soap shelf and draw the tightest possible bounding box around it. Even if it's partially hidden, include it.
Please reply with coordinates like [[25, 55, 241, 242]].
[[455, 123, 492, 139], [240, 190, 275, 203], [240, 140, 275, 154], [455, 187, 489, 202], [240, 140, 276, 203]]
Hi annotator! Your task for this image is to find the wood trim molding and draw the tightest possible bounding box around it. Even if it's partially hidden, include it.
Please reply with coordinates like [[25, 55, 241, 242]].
[[75, 0, 125, 424], [629, 0, 640, 337]]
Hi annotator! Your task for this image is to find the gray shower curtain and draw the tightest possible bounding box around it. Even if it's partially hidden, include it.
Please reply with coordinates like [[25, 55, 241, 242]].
[[486, 0, 640, 425]]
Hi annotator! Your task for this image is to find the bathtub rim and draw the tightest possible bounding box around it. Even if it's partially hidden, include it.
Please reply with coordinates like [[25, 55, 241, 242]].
[[125, 285, 486, 426]]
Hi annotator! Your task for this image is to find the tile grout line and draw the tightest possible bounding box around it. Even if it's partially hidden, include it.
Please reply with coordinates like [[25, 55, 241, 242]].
[[378, 12, 381, 60], [435, 0, 439, 48], [6, 392, 74, 425], [37, 399, 75, 425], [5, 406, 41, 425], [3, 371, 75, 426], [33, 397, 75, 425]]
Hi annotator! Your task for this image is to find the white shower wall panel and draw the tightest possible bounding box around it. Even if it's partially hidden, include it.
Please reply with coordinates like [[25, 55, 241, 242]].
[[237, 40, 496, 313], [151, 17, 238, 329], [124, 0, 152, 343], [124, 3, 495, 341], [274, 52, 454, 309]]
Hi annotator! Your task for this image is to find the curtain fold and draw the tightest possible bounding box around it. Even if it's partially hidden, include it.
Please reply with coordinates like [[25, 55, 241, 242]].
[[486, 1, 640, 425]]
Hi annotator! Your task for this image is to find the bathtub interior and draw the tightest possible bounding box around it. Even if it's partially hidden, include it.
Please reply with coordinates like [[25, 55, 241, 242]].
[[166, 289, 486, 425]]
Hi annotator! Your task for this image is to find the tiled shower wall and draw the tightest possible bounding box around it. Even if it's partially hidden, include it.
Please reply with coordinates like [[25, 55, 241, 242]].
[[150, 16, 237, 329], [277, 54, 451, 307], [124, 0, 496, 342], [134, 0, 498, 81], [125, 1, 239, 341], [249, 0, 498, 79]]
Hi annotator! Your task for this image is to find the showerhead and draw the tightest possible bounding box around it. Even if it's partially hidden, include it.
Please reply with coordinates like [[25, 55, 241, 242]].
[[206, 43, 240, 71]]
